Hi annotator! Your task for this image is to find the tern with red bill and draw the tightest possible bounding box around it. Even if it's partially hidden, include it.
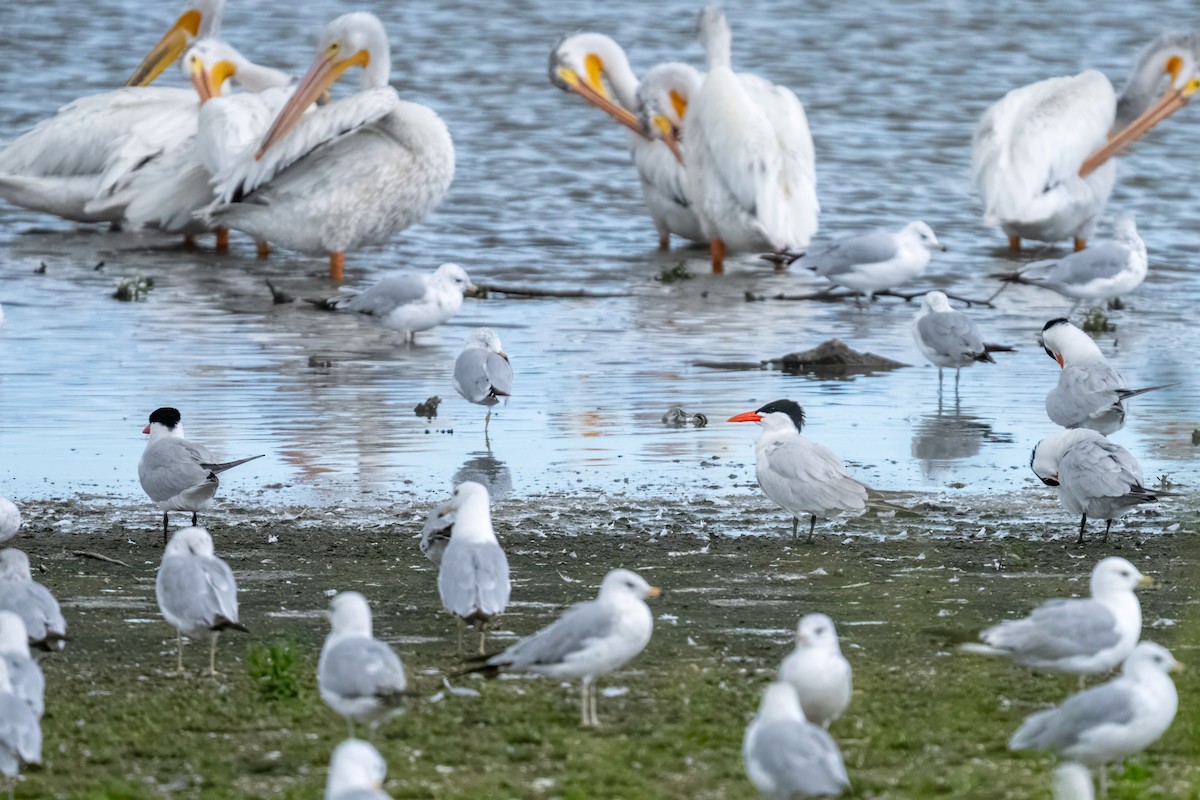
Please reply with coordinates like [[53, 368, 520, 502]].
[[205, 12, 454, 281], [730, 400, 899, 540], [973, 32, 1200, 251], [1041, 319, 1174, 434], [138, 407, 264, 545]]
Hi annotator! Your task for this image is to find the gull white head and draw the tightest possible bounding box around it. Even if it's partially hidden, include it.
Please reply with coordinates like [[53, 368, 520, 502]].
[[919, 291, 954, 315], [549, 33, 641, 127], [464, 328, 504, 355], [696, 6, 733, 70], [0, 548, 32, 582], [1030, 429, 1103, 486], [0, 498, 20, 541], [757, 681, 807, 722], [328, 591, 373, 638], [638, 62, 703, 162], [1091, 556, 1149, 598], [795, 613, 841, 652], [729, 399, 806, 436], [598, 568, 661, 601], [431, 263, 475, 294], [1122, 641, 1182, 677], [255, 12, 391, 159], [1111, 210, 1140, 242], [1040, 318, 1104, 367], [902, 221, 946, 251], [143, 407, 186, 442], [127, 0, 227, 87], [0, 611, 30, 658], [444, 481, 497, 542], [164, 526, 215, 558], [326, 738, 387, 796]]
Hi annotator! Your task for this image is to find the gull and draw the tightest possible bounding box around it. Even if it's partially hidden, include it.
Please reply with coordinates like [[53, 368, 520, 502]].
[[796, 221, 945, 302], [1032, 429, 1159, 543], [138, 407, 264, 545], [419, 498, 454, 566], [1054, 763, 1095, 800], [777, 614, 852, 729], [1010, 642, 1181, 796], [966, 557, 1147, 675], [0, 500, 18, 543], [326, 739, 391, 800], [471, 569, 659, 727], [438, 482, 510, 654], [743, 682, 850, 799], [729, 399, 890, 540], [0, 549, 66, 652], [1040, 318, 1172, 434], [0, 612, 43, 719], [318, 592, 408, 737], [912, 291, 1005, 388], [155, 526, 247, 675], [453, 328, 513, 437], [997, 213, 1147, 307], [313, 263, 474, 344], [0, 659, 41, 795]]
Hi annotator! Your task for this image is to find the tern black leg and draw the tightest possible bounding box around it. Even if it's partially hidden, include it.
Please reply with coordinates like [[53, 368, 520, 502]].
[[162, 512, 170, 546], [808, 515, 817, 542], [1077, 513, 1088, 544], [1104, 519, 1112, 543], [191, 512, 198, 526]]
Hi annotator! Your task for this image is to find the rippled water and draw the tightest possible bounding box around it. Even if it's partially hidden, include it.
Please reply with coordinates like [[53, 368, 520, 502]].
[[0, 0, 1197, 512]]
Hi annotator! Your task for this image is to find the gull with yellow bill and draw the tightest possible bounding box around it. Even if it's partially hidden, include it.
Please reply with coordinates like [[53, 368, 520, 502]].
[[206, 13, 455, 281]]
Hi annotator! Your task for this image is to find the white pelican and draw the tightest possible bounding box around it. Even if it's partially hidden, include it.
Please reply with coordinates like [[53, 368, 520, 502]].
[[550, 35, 704, 248], [0, 1, 225, 224], [676, 7, 818, 272], [207, 13, 455, 281], [973, 33, 1200, 252], [90, 40, 293, 253]]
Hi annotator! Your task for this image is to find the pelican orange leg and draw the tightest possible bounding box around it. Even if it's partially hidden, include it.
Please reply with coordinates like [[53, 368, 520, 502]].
[[711, 239, 726, 274], [215, 227, 230, 253], [329, 252, 345, 281]]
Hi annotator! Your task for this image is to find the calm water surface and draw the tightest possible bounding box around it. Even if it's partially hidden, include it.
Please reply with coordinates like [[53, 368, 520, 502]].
[[0, 0, 1197, 513]]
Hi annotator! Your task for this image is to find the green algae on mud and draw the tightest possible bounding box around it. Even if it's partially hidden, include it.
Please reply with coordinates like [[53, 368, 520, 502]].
[[9, 493, 1200, 799]]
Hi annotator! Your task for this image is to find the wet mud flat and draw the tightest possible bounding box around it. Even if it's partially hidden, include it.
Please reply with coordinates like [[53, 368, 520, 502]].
[[10, 491, 1200, 799]]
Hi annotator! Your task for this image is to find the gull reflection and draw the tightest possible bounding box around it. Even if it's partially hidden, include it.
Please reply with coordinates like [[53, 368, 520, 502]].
[[912, 394, 1012, 479], [453, 450, 513, 499]]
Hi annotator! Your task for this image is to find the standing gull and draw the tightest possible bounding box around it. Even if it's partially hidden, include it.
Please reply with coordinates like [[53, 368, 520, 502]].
[[453, 328, 513, 438], [912, 291, 1003, 388], [1010, 642, 1181, 793], [471, 568, 659, 727], [967, 557, 1147, 675], [318, 592, 408, 737], [419, 496, 454, 566], [438, 482, 510, 654], [1041, 318, 1173, 434], [743, 682, 850, 799], [155, 526, 247, 675], [0, 549, 66, 653], [798, 221, 945, 302], [777, 614, 852, 729], [139, 407, 264, 544], [0, 612, 43, 719], [0, 659, 41, 796], [314, 263, 474, 344], [1032, 430, 1159, 543], [326, 739, 391, 800], [998, 213, 1147, 306], [0, 499, 18, 544]]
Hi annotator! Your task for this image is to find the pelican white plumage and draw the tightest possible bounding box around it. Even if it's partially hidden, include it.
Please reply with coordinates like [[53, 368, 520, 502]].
[[680, 7, 818, 272], [550, 35, 704, 248], [207, 12, 455, 281], [0, 2, 225, 224], [973, 33, 1200, 251]]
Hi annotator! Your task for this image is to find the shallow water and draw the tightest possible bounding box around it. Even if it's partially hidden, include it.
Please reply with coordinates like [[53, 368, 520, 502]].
[[0, 0, 1197, 511]]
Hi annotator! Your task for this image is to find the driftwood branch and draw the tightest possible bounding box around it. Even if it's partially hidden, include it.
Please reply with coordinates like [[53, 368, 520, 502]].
[[471, 284, 632, 299], [71, 550, 131, 568], [746, 287, 997, 308]]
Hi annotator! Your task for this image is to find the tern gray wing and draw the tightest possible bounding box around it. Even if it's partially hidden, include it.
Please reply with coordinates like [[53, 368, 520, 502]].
[[983, 598, 1120, 661], [453, 349, 513, 405], [336, 274, 430, 317], [759, 436, 868, 517], [438, 541, 511, 619], [1059, 437, 1147, 500], [1046, 363, 1124, 427], [1010, 682, 1136, 752], [487, 599, 613, 670], [138, 439, 216, 502], [916, 311, 986, 359], [156, 555, 241, 630], [320, 637, 407, 701], [748, 718, 850, 797], [797, 231, 900, 276]]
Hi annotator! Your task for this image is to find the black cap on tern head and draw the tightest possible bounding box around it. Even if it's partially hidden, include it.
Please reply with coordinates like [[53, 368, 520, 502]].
[[756, 399, 806, 432], [1040, 318, 1070, 361], [148, 407, 182, 429]]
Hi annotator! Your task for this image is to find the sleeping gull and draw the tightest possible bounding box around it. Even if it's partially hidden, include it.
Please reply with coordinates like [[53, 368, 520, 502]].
[[314, 263, 474, 344], [318, 592, 408, 737], [796, 221, 944, 301], [999, 212, 1147, 307], [743, 681, 850, 798], [966, 556, 1146, 675], [1010, 642, 1180, 794], [0, 659, 41, 792], [0, 499, 19, 543], [438, 482, 510, 654], [471, 568, 659, 727], [326, 739, 391, 800], [0, 548, 66, 652], [1032, 429, 1159, 542], [912, 291, 1003, 388], [453, 328, 513, 437], [155, 526, 247, 675], [777, 613, 852, 729], [419, 496, 454, 566], [0, 612, 43, 719], [1041, 318, 1173, 434], [139, 407, 264, 545]]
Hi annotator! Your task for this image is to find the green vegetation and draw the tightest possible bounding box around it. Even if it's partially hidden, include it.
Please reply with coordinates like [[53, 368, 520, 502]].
[[247, 641, 306, 704], [1080, 306, 1112, 333], [656, 260, 694, 284]]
